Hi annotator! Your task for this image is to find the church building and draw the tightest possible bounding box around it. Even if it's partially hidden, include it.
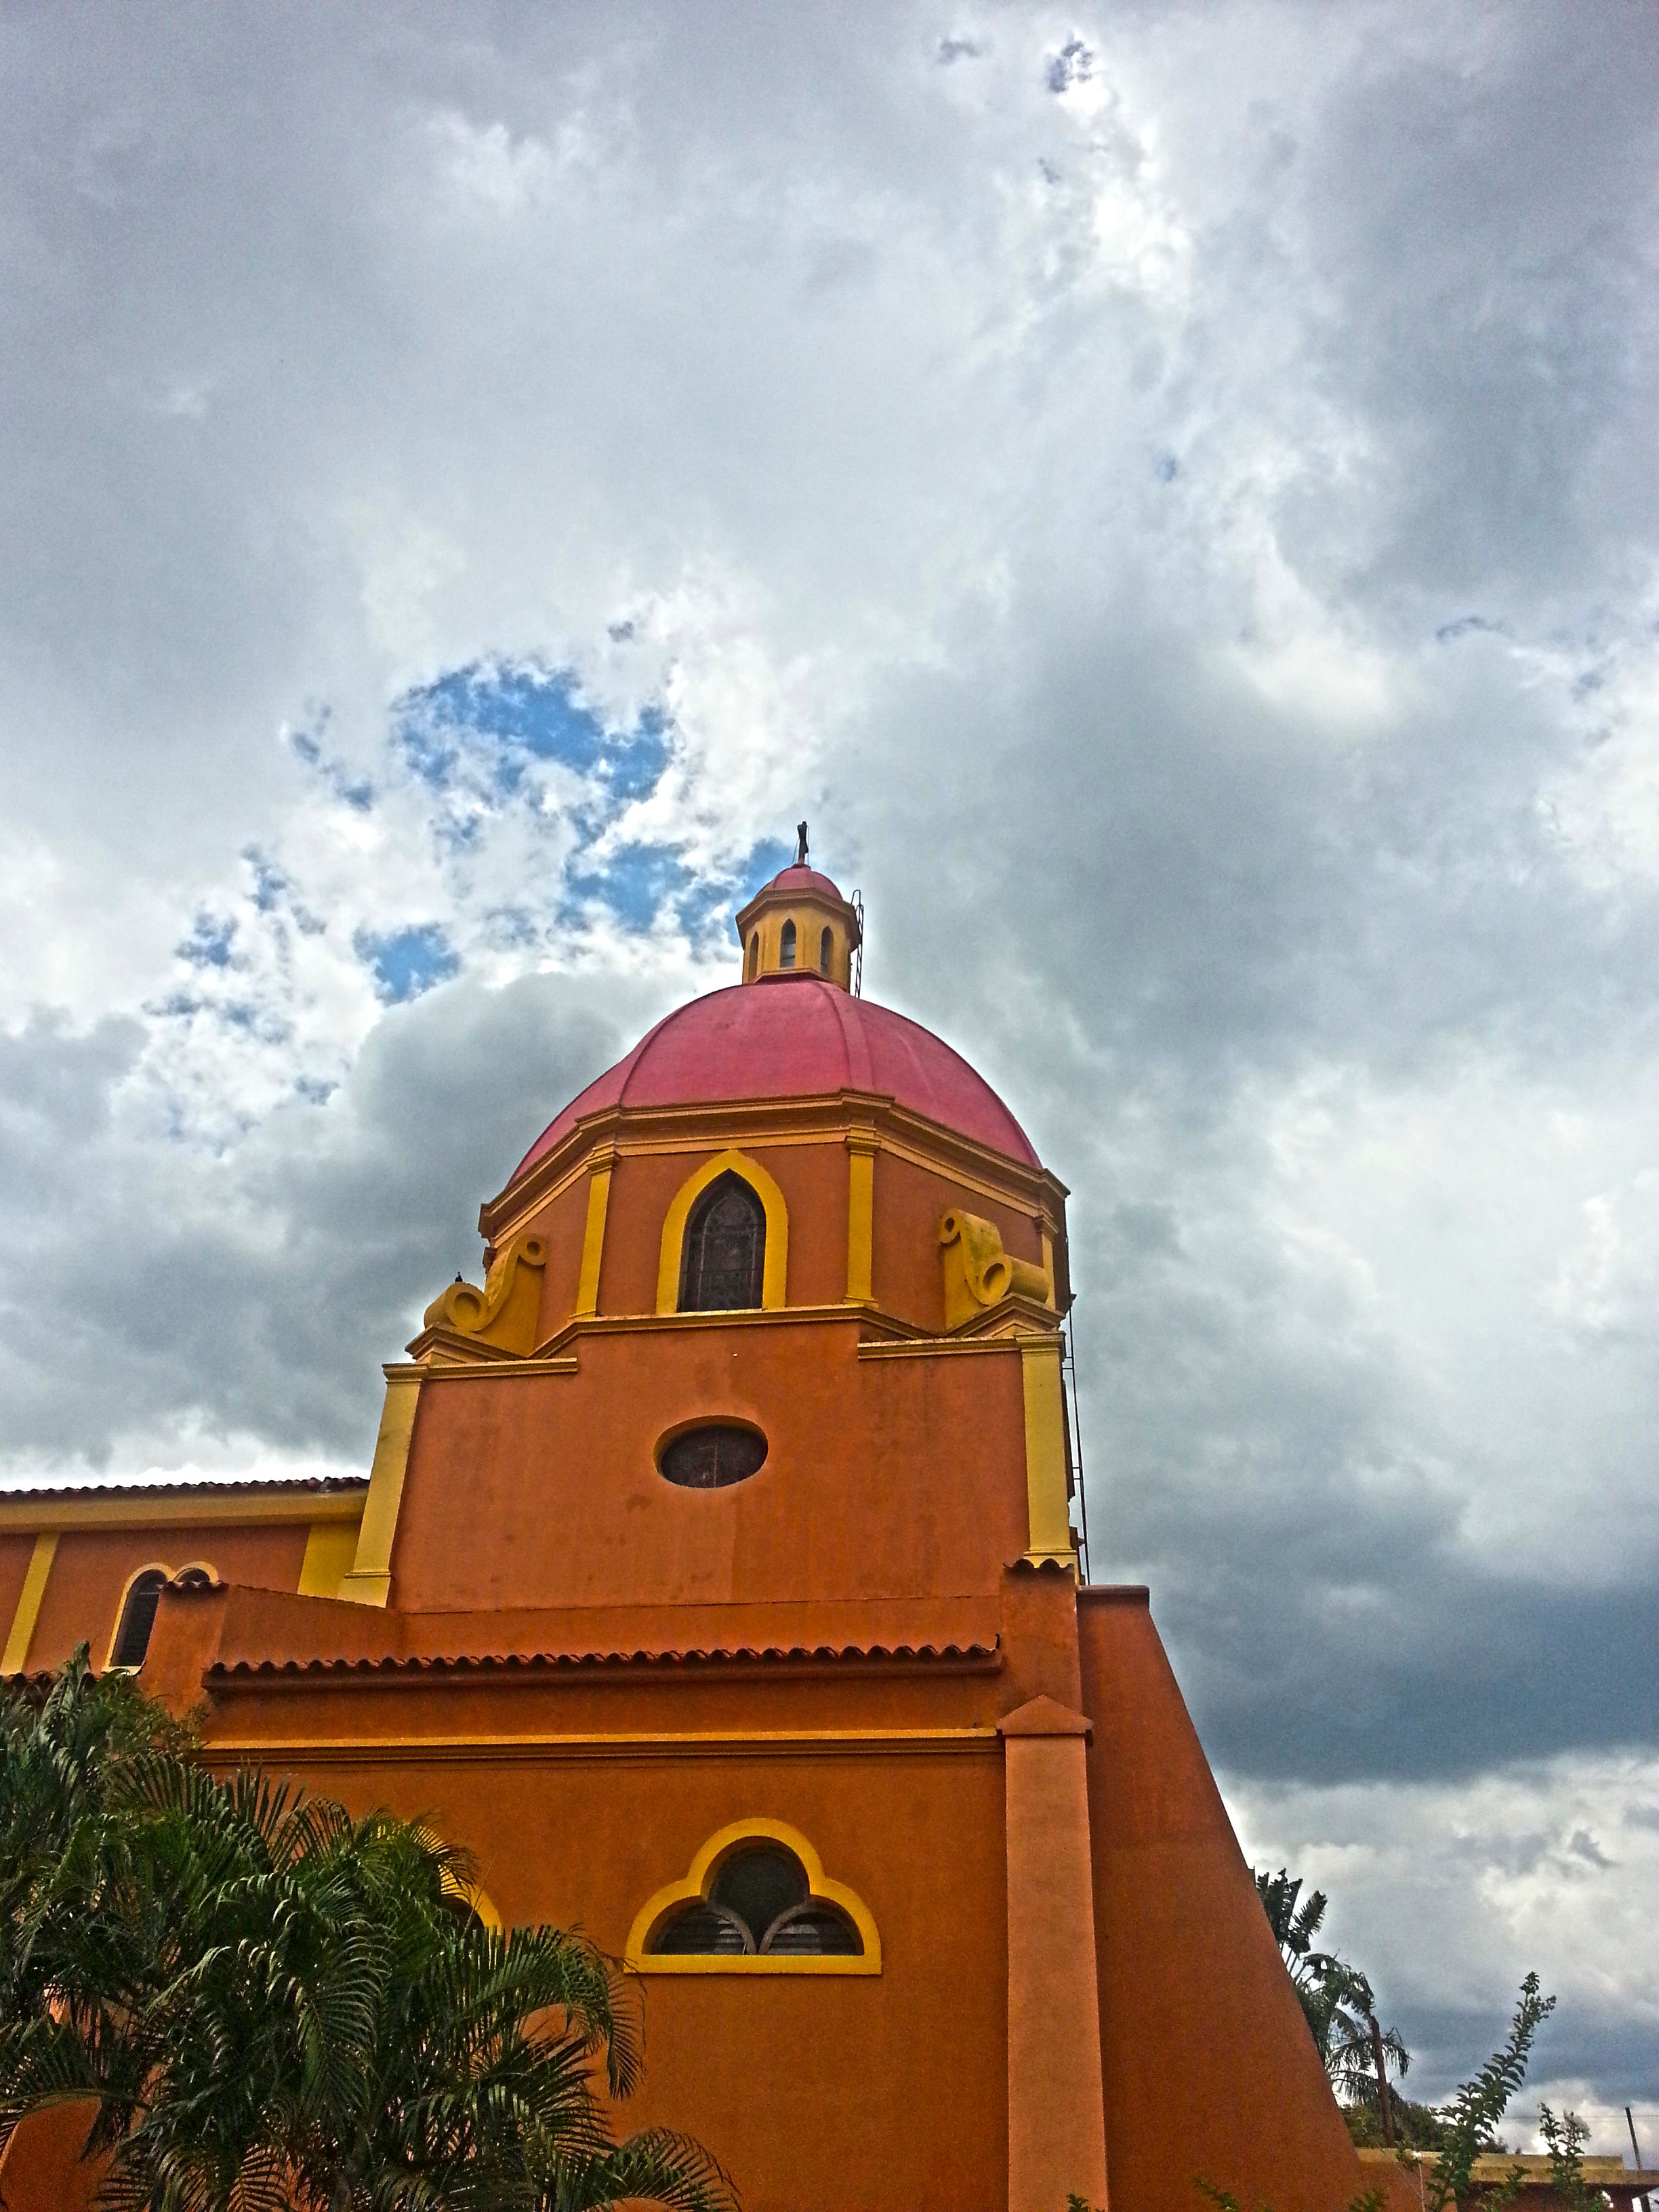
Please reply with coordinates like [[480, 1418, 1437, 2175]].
[[1, 853, 1364, 2212]]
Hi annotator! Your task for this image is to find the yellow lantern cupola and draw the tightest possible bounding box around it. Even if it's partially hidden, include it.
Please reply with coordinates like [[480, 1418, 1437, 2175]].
[[734, 823, 862, 989]]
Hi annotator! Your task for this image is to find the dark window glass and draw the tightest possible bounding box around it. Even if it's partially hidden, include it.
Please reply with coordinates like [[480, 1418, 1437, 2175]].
[[779, 919, 797, 968], [819, 927, 832, 973], [111, 1570, 167, 1668], [659, 1424, 767, 1489], [678, 1172, 765, 1311], [647, 1844, 863, 1957]]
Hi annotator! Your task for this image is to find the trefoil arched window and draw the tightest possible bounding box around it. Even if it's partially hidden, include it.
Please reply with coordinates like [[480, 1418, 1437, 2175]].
[[649, 1845, 861, 1958], [678, 1172, 766, 1311]]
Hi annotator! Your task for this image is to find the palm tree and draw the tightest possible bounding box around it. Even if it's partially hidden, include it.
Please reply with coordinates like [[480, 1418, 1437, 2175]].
[[1, 1652, 733, 2211], [1254, 1868, 1410, 2129]]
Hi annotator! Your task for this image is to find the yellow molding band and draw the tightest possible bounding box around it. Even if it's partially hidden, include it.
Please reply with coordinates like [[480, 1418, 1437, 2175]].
[[405, 1357, 579, 1381], [574, 1155, 613, 1317], [845, 1134, 875, 1303], [0, 1488, 366, 1534], [655, 1149, 789, 1314], [1, 1532, 58, 1674], [337, 1368, 424, 1607], [857, 1335, 1023, 1360], [202, 1727, 1000, 1765], [1020, 1336, 1078, 1568], [625, 1816, 881, 1975]]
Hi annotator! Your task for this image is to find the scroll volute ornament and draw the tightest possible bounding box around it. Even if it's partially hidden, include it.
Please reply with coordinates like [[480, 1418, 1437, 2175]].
[[419, 1231, 548, 1357], [939, 1209, 1052, 1332]]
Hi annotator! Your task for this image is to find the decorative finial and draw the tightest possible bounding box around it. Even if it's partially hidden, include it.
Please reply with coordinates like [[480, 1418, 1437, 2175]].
[[795, 820, 808, 867]]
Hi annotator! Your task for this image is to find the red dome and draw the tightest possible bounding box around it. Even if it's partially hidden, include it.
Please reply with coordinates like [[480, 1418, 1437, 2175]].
[[752, 864, 848, 903], [510, 979, 1038, 1181]]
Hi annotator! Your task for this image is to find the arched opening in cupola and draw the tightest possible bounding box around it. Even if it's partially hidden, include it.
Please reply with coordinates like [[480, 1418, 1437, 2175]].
[[779, 918, 797, 969]]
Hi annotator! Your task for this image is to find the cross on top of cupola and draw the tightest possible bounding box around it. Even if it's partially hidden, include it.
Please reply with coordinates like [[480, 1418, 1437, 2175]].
[[734, 834, 863, 989]]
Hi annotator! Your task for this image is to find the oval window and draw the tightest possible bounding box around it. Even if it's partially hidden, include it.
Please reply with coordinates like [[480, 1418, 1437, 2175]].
[[659, 1423, 768, 1490]]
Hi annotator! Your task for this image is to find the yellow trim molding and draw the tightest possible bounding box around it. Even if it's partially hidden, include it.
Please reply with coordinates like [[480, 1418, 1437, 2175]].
[[1, 1532, 58, 1675], [338, 1367, 424, 1607], [575, 1152, 615, 1317], [655, 1149, 789, 1315], [0, 1487, 365, 1535], [626, 1817, 881, 1975], [1019, 1337, 1076, 1568]]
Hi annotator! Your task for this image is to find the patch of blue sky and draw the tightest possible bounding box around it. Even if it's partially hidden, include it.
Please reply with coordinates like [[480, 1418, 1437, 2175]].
[[393, 662, 671, 814], [567, 843, 693, 931], [178, 913, 238, 969], [357, 924, 460, 1004]]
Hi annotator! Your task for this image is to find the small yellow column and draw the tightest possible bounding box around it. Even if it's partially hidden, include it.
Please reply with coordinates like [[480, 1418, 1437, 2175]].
[[1019, 1335, 1076, 1566], [338, 1366, 424, 1607], [575, 1150, 615, 1317], [844, 1132, 876, 1304]]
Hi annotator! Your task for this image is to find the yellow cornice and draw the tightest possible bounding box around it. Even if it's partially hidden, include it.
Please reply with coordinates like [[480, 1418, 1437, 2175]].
[[534, 1303, 926, 1357], [855, 1336, 1025, 1361], [0, 1486, 366, 1534], [481, 1090, 1067, 1244], [202, 1727, 998, 1763]]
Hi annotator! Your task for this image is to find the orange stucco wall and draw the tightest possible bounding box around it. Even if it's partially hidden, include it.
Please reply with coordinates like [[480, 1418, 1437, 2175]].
[[22, 1521, 312, 1673], [388, 1322, 1031, 1613], [0, 1530, 36, 1637], [201, 1733, 1009, 2212], [1079, 1588, 1362, 2212]]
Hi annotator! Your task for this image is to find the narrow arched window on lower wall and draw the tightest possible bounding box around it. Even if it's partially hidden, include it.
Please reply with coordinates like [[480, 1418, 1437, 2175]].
[[108, 1563, 214, 1671], [627, 1820, 881, 1975]]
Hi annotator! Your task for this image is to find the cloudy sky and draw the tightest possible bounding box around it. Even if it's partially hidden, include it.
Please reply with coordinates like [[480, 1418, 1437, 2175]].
[[3, 0, 1655, 2145]]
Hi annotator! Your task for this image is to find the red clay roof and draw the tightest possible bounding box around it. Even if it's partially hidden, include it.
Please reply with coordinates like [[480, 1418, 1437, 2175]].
[[210, 1637, 999, 1679], [510, 980, 1039, 1181], [746, 864, 848, 903], [0, 1475, 367, 1504]]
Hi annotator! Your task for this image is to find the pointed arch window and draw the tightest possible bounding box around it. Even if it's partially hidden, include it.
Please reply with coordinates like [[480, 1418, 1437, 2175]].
[[745, 932, 759, 979], [779, 919, 797, 969], [678, 1171, 766, 1311], [819, 926, 833, 974]]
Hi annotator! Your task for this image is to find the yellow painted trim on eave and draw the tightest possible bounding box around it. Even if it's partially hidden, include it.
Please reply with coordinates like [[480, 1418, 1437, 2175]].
[[0, 1488, 367, 1534], [337, 1368, 424, 1607], [655, 1148, 789, 1314], [1, 1532, 58, 1674], [626, 1816, 881, 1975], [1019, 1336, 1077, 1569]]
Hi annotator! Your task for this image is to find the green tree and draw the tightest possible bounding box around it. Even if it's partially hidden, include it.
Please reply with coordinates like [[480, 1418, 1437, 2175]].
[[1254, 1870, 1410, 2123], [0, 1651, 733, 2211], [1422, 1974, 1555, 2212]]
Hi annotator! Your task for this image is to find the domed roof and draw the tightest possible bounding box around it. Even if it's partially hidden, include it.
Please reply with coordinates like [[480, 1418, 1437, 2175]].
[[510, 979, 1039, 1181], [753, 863, 847, 903]]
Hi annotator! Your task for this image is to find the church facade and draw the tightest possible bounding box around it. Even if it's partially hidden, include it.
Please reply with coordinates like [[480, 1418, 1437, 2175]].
[[0, 859, 1362, 2212]]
